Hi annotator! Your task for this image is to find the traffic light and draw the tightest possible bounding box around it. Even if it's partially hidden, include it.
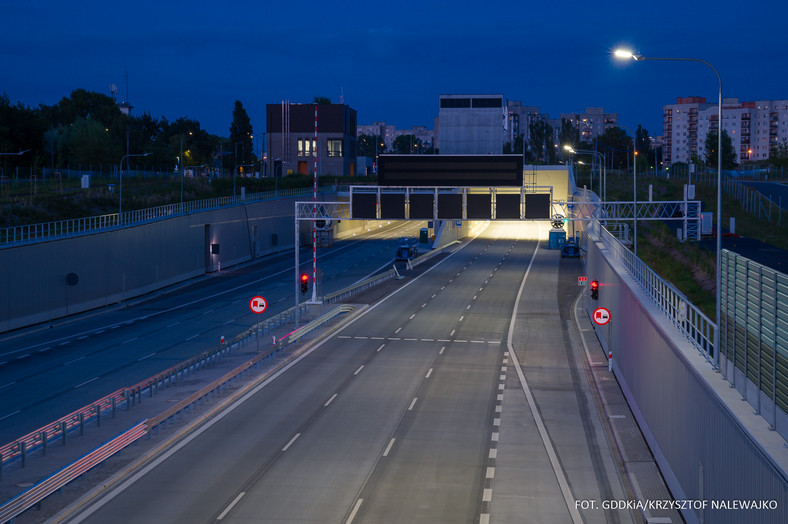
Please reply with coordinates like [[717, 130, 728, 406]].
[[590, 279, 599, 300], [300, 273, 309, 294]]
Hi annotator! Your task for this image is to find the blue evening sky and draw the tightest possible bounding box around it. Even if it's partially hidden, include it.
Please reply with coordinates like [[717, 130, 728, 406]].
[[1, 0, 784, 142]]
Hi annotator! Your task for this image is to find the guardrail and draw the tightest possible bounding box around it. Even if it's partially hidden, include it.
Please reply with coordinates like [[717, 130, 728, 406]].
[[0, 303, 311, 474], [0, 303, 356, 522], [592, 219, 716, 360], [0, 421, 147, 524], [0, 187, 320, 248], [323, 270, 398, 303], [407, 241, 461, 270]]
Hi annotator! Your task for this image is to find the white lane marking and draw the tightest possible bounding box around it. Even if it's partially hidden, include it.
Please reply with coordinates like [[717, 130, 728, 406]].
[[439, 347, 445, 355], [64, 356, 86, 366], [421, 303, 427, 308], [75, 377, 99, 388], [137, 353, 156, 361], [354, 365, 364, 375], [394, 328, 401, 334], [356, 336, 368, 340], [495, 405, 502, 413], [483, 488, 492, 502], [388, 337, 401, 341], [371, 337, 385, 340], [498, 383, 504, 390], [95, 330, 105, 334], [376, 344, 385, 352], [456, 339, 467, 343], [409, 314, 415, 320], [223, 319, 235, 325], [431, 294, 436, 298], [501, 366, 508, 372], [282, 433, 301, 451], [58, 341, 70, 346], [0, 381, 16, 390], [122, 337, 138, 344], [383, 438, 396, 457], [77, 336, 88, 340], [493, 418, 501, 426], [346, 499, 363, 524], [325, 394, 338, 407], [425, 368, 433, 378], [609, 415, 626, 419], [573, 293, 606, 366], [408, 398, 417, 411], [441, 286, 445, 290], [16, 354, 30, 360], [421, 338, 434, 342], [466, 305, 471, 310], [491, 432, 499, 442], [217, 492, 246, 520], [404, 338, 417, 341], [166, 322, 180, 328], [489, 448, 497, 459], [486, 467, 495, 478], [473, 295, 477, 300], [479, 287, 483, 292], [499, 374, 506, 381], [450, 330, 455, 336], [0, 410, 21, 421], [338, 335, 352, 339], [472, 340, 485, 344], [507, 226, 582, 524], [497, 394, 503, 401], [437, 339, 450, 342], [186, 334, 199, 341], [202, 309, 214, 315], [37, 347, 51, 353], [459, 316, 464, 322]]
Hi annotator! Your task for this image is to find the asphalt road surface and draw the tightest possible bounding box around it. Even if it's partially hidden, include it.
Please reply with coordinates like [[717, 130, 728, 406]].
[[63, 221, 636, 524], [0, 220, 426, 443]]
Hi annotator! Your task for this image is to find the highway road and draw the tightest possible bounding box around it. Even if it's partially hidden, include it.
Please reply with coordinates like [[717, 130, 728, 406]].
[[0, 220, 426, 443], [65, 221, 634, 524]]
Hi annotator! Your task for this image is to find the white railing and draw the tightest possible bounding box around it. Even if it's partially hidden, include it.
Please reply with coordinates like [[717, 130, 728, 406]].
[[0, 187, 322, 248]]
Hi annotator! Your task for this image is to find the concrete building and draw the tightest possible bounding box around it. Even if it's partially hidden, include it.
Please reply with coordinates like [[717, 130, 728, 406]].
[[357, 121, 397, 151], [267, 102, 357, 177], [663, 96, 788, 165], [560, 107, 618, 141], [438, 94, 506, 154]]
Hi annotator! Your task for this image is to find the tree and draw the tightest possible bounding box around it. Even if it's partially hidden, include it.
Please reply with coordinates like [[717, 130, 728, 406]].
[[635, 125, 651, 171], [597, 127, 633, 170], [313, 96, 332, 105], [65, 117, 118, 167], [768, 142, 788, 169], [558, 119, 579, 150], [229, 100, 254, 167], [528, 121, 555, 163], [393, 134, 421, 154], [704, 130, 737, 170], [358, 134, 386, 157]]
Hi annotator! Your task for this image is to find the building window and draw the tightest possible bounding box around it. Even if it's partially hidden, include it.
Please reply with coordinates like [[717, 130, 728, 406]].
[[298, 139, 316, 157], [327, 139, 343, 157]]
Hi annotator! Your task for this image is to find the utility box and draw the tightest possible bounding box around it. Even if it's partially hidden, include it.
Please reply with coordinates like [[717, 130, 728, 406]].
[[419, 227, 429, 243], [81, 175, 90, 189], [701, 212, 713, 235], [548, 228, 566, 250]]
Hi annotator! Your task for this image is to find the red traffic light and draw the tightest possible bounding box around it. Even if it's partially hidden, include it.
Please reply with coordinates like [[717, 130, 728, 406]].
[[300, 273, 309, 282], [300, 273, 309, 293], [590, 279, 599, 300]]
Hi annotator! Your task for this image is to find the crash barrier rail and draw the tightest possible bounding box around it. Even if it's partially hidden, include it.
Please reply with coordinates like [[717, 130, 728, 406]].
[[0, 304, 354, 522], [0, 187, 319, 248], [322, 270, 398, 303], [590, 218, 716, 361], [0, 421, 148, 524], [0, 303, 310, 474], [406, 241, 461, 271]]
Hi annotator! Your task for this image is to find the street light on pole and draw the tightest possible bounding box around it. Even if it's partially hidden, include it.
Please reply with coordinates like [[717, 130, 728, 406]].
[[563, 145, 606, 202], [119, 152, 151, 222], [615, 47, 724, 369]]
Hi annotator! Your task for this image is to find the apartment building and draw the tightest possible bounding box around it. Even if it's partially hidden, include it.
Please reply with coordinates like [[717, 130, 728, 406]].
[[560, 107, 618, 141], [664, 97, 788, 165]]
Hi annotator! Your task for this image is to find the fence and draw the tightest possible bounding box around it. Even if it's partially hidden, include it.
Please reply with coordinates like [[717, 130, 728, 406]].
[[684, 170, 785, 225], [589, 219, 717, 361], [0, 187, 318, 248], [720, 250, 788, 438]]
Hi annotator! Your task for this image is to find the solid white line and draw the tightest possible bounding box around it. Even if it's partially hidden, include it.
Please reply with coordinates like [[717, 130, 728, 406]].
[[217, 492, 246, 520], [75, 377, 99, 388], [346, 499, 363, 524], [63, 356, 86, 365], [0, 409, 21, 421], [506, 224, 582, 524], [282, 433, 301, 451], [383, 438, 396, 456], [186, 334, 199, 341], [425, 368, 433, 378], [408, 398, 417, 410], [354, 365, 364, 375], [325, 393, 338, 407]]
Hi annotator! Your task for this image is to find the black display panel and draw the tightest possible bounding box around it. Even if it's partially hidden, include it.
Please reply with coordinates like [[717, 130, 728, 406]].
[[352, 193, 378, 219], [409, 194, 434, 219], [467, 193, 492, 219], [380, 194, 406, 219], [496, 194, 521, 219], [524, 193, 551, 219], [379, 155, 523, 187], [437, 194, 462, 219]]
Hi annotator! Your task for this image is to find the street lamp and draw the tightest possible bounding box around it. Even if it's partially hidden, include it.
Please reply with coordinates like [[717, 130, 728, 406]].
[[615, 47, 723, 369], [119, 152, 151, 221], [563, 145, 606, 202]]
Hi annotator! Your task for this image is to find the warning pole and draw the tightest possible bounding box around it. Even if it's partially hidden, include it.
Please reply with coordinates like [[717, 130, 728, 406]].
[[311, 104, 318, 303]]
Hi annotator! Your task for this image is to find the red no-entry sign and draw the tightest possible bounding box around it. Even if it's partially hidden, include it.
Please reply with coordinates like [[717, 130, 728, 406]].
[[593, 307, 611, 326], [249, 296, 267, 314]]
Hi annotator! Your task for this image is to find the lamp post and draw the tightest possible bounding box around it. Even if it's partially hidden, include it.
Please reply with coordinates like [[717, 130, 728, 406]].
[[180, 131, 193, 206], [119, 152, 151, 222], [563, 145, 606, 201], [615, 48, 723, 368]]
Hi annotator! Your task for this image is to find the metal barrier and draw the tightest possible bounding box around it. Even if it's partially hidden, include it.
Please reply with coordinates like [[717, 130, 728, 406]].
[[0, 421, 148, 523], [406, 241, 461, 271], [323, 270, 398, 303], [591, 220, 716, 361], [0, 187, 320, 248]]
